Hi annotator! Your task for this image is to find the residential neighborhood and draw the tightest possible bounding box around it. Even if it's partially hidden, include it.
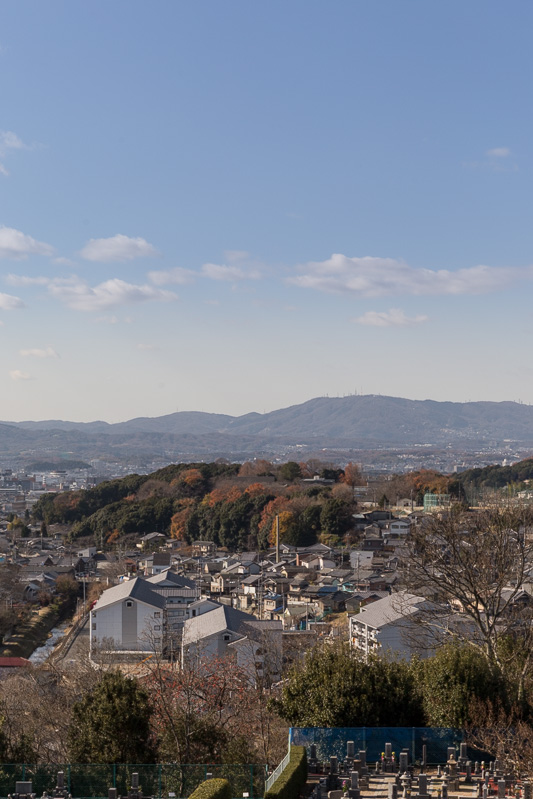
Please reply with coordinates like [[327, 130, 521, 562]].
[[2, 456, 532, 685]]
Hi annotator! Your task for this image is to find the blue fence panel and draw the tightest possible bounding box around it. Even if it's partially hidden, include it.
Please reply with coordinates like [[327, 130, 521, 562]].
[[290, 727, 465, 764]]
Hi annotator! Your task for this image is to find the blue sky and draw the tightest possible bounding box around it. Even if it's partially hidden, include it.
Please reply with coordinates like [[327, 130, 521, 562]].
[[0, 0, 532, 422]]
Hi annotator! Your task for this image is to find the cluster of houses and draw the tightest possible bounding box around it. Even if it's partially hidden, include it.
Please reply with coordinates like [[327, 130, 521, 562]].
[[9, 499, 517, 678], [87, 509, 424, 680]]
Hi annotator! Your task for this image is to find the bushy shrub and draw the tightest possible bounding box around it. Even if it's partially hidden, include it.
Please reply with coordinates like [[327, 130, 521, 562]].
[[189, 778, 232, 799], [264, 745, 307, 799]]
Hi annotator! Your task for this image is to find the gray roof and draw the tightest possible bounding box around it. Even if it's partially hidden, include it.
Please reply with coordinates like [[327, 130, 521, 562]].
[[183, 605, 257, 645], [188, 598, 222, 612], [146, 570, 197, 589], [152, 552, 171, 566], [355, 591, 427, 630], [241, 574, 261, 585], [93, 577, 165, 612]]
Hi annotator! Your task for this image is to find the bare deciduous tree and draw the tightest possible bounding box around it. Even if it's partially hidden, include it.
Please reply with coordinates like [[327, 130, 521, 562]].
[[401, 503, 533, 696], [466, 698, 533, 777]]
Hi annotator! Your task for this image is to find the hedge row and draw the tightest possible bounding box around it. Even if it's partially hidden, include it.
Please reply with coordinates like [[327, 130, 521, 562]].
[[189, 778, 232, 799], [264, 746, 307, 799]]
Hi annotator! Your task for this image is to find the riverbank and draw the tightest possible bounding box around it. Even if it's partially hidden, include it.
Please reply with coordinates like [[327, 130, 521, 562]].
[[0, 598, 76, 660]]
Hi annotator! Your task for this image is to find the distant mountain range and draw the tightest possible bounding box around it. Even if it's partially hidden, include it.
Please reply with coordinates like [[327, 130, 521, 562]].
[[2, 395, 533, 467]]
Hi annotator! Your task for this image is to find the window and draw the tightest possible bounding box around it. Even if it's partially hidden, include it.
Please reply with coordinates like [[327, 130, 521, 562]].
[[126, 600, 133, 607], [223, 634, 230, 641], [154, 611, 161, 617], [154, 625, 161, 631], [92, 623, 96, 630]]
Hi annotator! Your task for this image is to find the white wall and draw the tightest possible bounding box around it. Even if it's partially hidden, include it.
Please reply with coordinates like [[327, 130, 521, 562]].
[[90, 599, 162, 651]]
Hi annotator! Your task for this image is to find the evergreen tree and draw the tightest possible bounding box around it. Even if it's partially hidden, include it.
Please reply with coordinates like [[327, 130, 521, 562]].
[[68, 671, 156, 763], [269, 644, 424, 726]]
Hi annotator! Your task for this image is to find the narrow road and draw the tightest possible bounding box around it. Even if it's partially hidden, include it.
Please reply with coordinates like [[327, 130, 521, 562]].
[[50, 615, 89, 667]]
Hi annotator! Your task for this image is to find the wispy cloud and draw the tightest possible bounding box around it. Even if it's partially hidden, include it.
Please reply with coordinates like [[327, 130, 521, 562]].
[[354, 308, 428, 327], [0, 227, 54, 260], [79, 234, 159, 262], [224, 250, 250, 263], [0, 131, 26, 154], [288, 254, 530, 297], [94, 315, 119, 325], [19, 347, 59, 358], [201, 262, 261, 281], [464, 146, 516, 172], [5, 274, 50, 286], [486, 147, 510, 158], [148, 266, 196, 285], [9, 370, 32, 381], [0, 292, 24, 310], [48, 276, 177, 311], [0, 130, 28, 176]]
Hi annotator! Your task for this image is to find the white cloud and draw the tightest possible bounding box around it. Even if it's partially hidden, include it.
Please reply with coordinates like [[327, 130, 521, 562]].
[[354, 308, 429, 327], [79, 234, 159, 262], [137, 343, 158, 351], [0, 131, 26, 154], [9, 370, 32, 381], [5, 274, 50, 286], [201, 262, 261, 281], [148, 266, 196, 285], [0, 292, 24, 310], [0, 227, 54, 260], [288, 254, 530, 297], [19, 347, 59, 358], [48, 276, 177, 311], [0, 131, 30, 178], [486, 147, 510, 158]]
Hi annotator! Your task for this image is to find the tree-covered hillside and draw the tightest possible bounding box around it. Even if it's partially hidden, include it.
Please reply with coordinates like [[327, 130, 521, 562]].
[[448, 457, 533, 497], [31, 460, 359, 550]]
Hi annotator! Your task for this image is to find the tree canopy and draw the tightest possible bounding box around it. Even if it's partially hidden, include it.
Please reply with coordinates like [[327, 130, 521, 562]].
[[269, 644, 425, 727], [68, 671, 156, 763]]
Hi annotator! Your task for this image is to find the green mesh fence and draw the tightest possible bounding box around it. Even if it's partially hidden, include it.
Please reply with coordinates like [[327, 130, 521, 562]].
[[289, 727, 467, 764], [0, 764, 266, 799]]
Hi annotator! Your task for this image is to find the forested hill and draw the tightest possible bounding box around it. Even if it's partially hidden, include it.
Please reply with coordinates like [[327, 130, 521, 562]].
[[449, 457, 533, 495], [31, 460, 356, 549]]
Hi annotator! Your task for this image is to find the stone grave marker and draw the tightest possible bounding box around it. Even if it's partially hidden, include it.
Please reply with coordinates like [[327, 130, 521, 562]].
[[418, 774, 429, 799]]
